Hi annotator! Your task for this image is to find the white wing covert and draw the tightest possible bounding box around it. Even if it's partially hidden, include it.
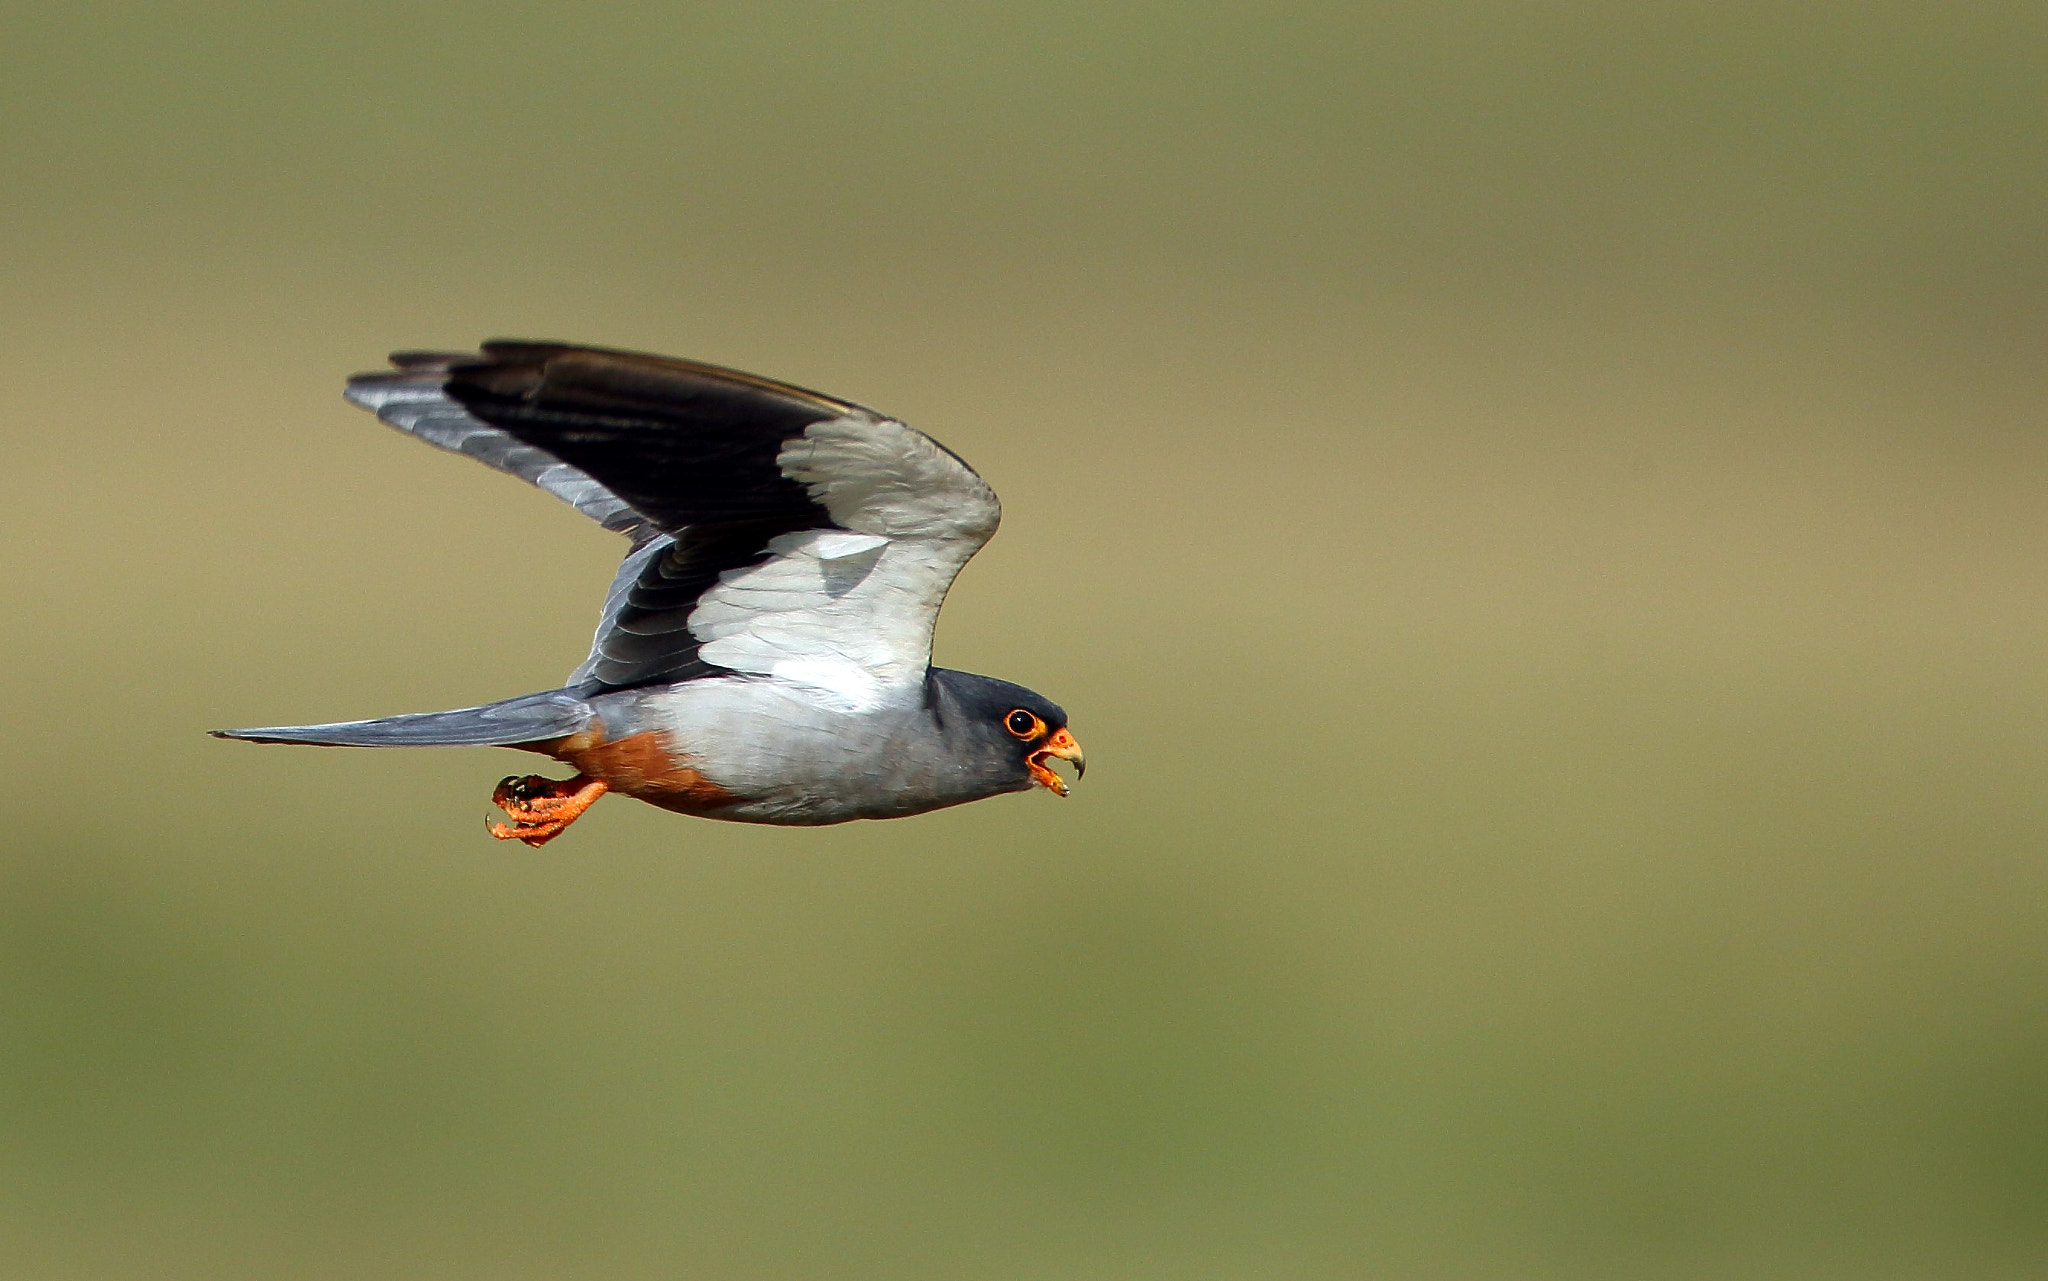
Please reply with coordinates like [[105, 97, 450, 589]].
[[689, 416, 1000, 707]]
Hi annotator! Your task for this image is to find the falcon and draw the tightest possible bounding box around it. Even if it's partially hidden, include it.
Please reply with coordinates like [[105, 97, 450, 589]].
[[215, 341, 1083, 846]]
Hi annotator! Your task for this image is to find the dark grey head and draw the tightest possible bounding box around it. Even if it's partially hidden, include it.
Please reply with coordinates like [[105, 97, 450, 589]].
[[927, 668, 1085, 797]]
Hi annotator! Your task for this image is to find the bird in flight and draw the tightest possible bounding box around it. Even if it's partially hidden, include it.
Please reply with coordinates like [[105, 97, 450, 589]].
[[215, 341, 1083, 845]]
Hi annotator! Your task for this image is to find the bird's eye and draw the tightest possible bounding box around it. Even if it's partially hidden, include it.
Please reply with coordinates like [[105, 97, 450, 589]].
[[1005, 709, 1042, 739]]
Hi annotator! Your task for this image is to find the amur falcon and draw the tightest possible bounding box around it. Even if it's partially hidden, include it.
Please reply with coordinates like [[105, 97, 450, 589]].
[[215, 341, 1084, 846]]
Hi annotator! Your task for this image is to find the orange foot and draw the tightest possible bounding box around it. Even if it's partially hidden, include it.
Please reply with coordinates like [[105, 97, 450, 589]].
[[489, 774, 609, 848]]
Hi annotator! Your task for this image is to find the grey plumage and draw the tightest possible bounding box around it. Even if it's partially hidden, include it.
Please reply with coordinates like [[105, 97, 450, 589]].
[[211, 689, 593, 748], [566, 534, 679, 688], [346, 354, 649, 536], [216, 341, 1081, 838], [574, 668, 1064, 825]]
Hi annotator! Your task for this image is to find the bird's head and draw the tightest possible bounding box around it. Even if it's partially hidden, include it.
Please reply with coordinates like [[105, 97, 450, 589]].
[[928, 670, 1085, 797]]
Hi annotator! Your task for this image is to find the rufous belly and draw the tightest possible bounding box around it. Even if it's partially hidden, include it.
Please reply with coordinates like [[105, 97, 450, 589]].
[[525, 721, 736, 816]]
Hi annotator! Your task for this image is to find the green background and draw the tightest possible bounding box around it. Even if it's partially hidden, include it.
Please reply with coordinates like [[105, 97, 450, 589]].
[[4, 3, 2047, 1277]]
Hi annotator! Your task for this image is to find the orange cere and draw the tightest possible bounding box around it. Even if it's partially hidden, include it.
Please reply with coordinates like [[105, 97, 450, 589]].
[[1026, 727, 1085, 797]]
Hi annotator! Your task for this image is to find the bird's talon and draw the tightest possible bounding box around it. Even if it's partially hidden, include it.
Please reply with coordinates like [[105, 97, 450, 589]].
[[494, 774, 548, 807], [489, 817, 568, 847], [486, 774, 609, 846]]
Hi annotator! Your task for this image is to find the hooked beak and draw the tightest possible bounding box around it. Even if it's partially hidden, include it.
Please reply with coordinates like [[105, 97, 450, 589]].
[[1026, 727, 1085, 797]]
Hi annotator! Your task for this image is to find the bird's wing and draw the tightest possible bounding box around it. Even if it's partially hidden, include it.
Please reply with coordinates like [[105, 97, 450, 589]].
[[346, 352, 652, 537], [349, 341, 1002, 704]]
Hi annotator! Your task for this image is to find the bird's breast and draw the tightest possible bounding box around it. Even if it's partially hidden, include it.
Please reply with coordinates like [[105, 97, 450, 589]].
[[567, 676, 995, 826]]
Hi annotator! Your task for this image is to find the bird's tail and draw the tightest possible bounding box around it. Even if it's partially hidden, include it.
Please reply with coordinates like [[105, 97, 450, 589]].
[[211, 689, 593, 748]]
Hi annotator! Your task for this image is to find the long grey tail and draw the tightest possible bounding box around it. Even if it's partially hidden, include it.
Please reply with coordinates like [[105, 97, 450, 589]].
[[211, 689, 592, 748]]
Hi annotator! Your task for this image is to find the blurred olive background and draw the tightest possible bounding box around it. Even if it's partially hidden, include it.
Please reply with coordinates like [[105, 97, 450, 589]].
[[3, 3, 2047, 1278]]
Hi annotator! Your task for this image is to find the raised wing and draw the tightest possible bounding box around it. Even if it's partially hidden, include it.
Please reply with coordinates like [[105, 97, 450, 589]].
[[346, 341, 1001, 705], [346, 351, 651, 537]]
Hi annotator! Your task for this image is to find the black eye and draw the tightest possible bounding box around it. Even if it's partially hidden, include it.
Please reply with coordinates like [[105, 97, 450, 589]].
[[1005, 709, 1040, 738]]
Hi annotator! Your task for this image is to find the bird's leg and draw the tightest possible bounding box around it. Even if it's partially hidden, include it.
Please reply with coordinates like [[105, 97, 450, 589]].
[[489, 774, 609, 847]]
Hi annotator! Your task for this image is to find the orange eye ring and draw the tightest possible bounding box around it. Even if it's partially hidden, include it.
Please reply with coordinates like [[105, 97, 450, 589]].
[[1004, 709, 1044, 739]]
